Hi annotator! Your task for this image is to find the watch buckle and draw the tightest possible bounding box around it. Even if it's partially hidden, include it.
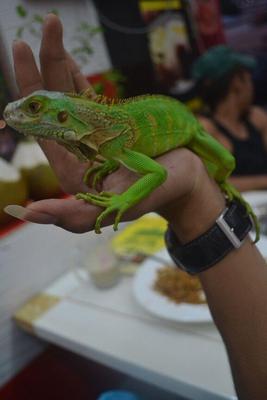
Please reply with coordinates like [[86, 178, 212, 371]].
[[216, 209, 243, 249]]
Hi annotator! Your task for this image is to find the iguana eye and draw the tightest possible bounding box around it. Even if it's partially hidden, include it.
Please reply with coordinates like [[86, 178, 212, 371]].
[[28, 101, 41, 114], [57, 111, 68, 123]]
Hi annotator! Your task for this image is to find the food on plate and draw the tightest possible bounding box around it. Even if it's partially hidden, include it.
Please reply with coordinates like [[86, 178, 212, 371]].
[[153, 265, 206, 304]]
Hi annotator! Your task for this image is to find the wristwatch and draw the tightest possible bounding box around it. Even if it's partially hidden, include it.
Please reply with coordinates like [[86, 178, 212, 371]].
[[165, 200, 253, 275]]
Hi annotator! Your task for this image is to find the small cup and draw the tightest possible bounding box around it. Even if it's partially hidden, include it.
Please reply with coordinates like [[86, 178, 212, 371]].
[[75, 239, 121, 289]]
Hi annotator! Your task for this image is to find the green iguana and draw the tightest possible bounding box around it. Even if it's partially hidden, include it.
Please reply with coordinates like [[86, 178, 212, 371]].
[[3, 90, 258, 239]]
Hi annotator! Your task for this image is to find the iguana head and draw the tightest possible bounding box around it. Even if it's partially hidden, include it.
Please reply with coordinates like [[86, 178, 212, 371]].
[[3, 90, 90, 142]]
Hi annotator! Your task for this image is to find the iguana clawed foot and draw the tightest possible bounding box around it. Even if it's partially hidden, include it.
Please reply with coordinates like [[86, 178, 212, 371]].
[[220, 181, 259, 242], [76, 191, 130, 233], [83, 160, 119, 189]]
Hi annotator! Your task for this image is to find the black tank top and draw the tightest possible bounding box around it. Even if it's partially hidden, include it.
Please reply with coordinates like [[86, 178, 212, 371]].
[[211, 118, 267, 176]]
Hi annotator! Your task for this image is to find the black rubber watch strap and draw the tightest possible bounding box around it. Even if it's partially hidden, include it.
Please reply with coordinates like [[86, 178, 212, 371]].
[[165, 200, 253, 275]]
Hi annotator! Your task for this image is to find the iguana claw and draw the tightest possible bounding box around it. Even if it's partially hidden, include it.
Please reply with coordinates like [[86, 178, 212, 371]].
[[220, 182, 260, 243], [76, 191, 129, 233]]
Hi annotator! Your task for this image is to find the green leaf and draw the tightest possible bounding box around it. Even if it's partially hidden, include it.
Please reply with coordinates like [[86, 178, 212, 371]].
[[72, 43, 93, 56], [90, 26, 103, 35], [29, 27, 41, 38], [79, 22, 89, 31], [33, 14, 44, 24], [16, 5, 27, 18], [94, 82, 104, 94], [105, 69, 126, 83], [71, 47, 83, 54], [77, 23, 102, 35], [30, 27, 37, 34], [50, 9, 59, 16], [16, 26, 24, 39]]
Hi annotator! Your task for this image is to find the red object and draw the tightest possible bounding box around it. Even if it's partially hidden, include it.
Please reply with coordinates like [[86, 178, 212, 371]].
[[0, 219, 26, 239], [0, 346, 137, 400], [0, 347, 98, 400], [87, 73, 118, 98], [195, 0, 226, 51]]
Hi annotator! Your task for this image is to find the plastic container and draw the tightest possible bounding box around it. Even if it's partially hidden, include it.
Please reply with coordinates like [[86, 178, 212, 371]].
[[73, 239, 121, 289]]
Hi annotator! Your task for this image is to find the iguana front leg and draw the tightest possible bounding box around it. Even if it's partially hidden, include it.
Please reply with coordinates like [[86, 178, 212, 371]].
[[77, 148, 167, 233], [83, 159, 120, 189]]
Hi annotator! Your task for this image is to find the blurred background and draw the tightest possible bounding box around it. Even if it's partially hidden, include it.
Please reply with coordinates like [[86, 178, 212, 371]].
[[1, 1, 267, 399], [1, 0, 267, 232]]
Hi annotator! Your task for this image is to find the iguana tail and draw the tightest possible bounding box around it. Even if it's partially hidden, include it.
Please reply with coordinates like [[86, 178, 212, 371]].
[[219, 181, 259, 243]]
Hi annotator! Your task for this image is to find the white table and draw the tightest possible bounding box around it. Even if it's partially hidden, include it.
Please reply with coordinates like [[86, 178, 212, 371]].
[[15, 268, 238, 400], [13, 198, 267, 400]]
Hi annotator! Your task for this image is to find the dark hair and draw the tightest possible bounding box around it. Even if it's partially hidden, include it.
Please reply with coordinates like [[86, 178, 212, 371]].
[[197, 66, 248, 112]]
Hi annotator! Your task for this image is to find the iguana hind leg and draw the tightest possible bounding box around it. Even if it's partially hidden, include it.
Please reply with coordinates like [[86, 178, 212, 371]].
[[220, 181, 259, 242], [190, 129, 235, 181], [191, 130, 259, 241], [77, 148, 167, 233]]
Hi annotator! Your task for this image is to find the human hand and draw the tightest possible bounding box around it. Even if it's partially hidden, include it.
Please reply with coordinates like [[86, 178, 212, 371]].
[[7, 14, 225, 238], [13, 14, 91, 195]]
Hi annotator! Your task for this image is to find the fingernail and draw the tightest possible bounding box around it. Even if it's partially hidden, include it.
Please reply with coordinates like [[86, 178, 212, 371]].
[[4, 205, 57, 224], [44, 13, 57, 22]]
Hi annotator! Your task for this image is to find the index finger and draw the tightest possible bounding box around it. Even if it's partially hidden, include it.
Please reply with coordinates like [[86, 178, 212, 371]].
[[13, 40, 43, 97], [66, 52, 92, 93], [40, 14, 74, 92]]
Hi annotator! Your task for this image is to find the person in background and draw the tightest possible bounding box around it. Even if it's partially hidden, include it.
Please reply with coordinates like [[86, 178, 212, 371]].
[[193, 45, 267, 192], [5, 15, 267, 399]]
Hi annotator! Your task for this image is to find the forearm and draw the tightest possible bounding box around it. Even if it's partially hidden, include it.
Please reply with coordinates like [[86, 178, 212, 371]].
[[164, 171, 267, 399], [229, 174, 267, 192], [200, 242, 267, 400]]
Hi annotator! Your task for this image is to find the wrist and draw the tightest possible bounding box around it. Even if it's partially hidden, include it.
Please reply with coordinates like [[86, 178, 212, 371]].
[[162, 169, 226, 244]]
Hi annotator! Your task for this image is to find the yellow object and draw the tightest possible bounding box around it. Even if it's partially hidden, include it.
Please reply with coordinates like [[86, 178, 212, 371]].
[[111, 214, 167, 256], [139, 0, 181, 12], [21, 164, 60, 200], [12, 142, 60, 200], [186, 97, 204, 113], [14, 293, 60, 333], [0, 158, 28, 226]]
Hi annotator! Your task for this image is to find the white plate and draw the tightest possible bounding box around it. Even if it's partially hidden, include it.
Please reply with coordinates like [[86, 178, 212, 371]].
[[242, 191, 267, 209], [133, 249, 212, 323], [255, 234, 267, 258]]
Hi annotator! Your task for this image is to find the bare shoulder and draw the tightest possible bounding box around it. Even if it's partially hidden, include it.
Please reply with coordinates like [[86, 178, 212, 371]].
[[197, 115, 218, 135], [197, 114, 233, 151], [250, 106, 267, 131]]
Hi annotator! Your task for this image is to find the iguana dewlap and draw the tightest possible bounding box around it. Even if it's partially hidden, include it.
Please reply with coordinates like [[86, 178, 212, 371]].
[[3, 90, 258, 239]]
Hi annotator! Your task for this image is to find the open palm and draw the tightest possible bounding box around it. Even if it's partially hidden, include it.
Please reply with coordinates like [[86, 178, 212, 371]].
[[13, 15, 92, 194]]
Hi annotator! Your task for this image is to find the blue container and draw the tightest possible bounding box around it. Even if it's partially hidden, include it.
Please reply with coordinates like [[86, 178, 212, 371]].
[[97, 390, 140, 400]]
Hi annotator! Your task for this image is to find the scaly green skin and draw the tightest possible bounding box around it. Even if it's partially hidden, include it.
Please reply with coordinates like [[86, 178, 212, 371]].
[[3, 90, 259, 239]]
